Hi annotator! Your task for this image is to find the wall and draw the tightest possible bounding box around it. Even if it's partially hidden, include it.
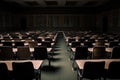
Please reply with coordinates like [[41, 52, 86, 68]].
[[96, 8, 120, 33], [25, 14, 96, 31], [0, 11, 97, 32]]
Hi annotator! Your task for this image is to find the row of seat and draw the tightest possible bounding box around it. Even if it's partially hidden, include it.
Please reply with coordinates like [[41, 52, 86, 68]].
[[0, 62, 40, 80], [69, 40, 120, 48], [0, 46, 51, 62], [72, 46, 120, 59], [1, 41, 52, 48], [77, 61, 120, 80]]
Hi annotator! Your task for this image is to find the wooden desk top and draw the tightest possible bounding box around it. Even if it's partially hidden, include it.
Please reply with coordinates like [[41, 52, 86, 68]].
[[76, 59, 120, 69]]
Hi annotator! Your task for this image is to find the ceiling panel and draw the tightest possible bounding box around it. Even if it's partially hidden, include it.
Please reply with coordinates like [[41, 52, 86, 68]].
[[2, 0, 109, 7], [1, 0, 119, 10], [45, 1, 58, 6], [65, 1, 78, 7], [84, 1, 98, 6], [24, 1, 40, 6]]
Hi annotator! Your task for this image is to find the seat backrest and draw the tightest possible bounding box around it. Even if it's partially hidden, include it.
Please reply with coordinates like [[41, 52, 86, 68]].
[[75, 46, 88, 59], [14, 42, 24, 48], [16, 46, 31, 60], [92, 46, 106, 59], [36, 38, 42, 43], [95, 40, 105, 46], [84, 41, 93, 48], [71, 41, 81, 48], [45, 38, 53, 43], [107, 61, 120, 79], [0, 46, 14, 60], [111, 46, 120, 59], [0, 63, 11, 80], [87, 39, 95, 43], [12, 62, 35, 80], [109, 41, 119, 48], [29, 41, 38, 48], [68, 38, 76, 43], [34, 46, 48, 60], [2, 42, 13, 46], [78, 38, 85, 43], [82, 61, 105, 79], [41, 41, 51, 47]]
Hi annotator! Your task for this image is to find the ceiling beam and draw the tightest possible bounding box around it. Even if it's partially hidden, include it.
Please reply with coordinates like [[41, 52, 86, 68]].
[[36, 0, 47, 7], [58, 0, 66, 7]]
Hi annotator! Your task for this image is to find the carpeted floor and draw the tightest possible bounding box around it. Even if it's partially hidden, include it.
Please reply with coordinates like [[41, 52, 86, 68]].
[[41, 32, 77, 80]]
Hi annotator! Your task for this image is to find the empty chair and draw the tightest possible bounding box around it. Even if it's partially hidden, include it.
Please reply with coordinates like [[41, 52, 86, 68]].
[[78, 38, 85, 43], [92, 46, 106, 59], [29, 41, 38, 48], [95, 40, 105, 46], [0, 63, 12, 80], [25, 39, 33, 43], [107, 61, 120, 79], [109, 41, 119, 48], [0, 46, 14, 60], [84, 41, 93, 48], [2, 42, 13, 46], [36, 38, 42, 43], [12, 62, 37, 80], [41, 41, 51, 47], [72, 46, 89, 69], [74, 46, 89, 59], [14, 42, 24, 48], [33, 46, 48, 60], [44, 38, 53, 43], [16, 46, 32, 60], [78, 61, 105, 80], [71, 41, 81, 48], [33, 46, 51, 66], [87, 39, 95, 43], [68, 38, 76, 43], [111, 46, 120, 59], [107, 38, 114, 43], [3, 36, 11, 40]]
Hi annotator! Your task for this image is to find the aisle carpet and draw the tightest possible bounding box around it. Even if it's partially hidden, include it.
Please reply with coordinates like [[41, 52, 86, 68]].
[[41, 32, 77, 80]]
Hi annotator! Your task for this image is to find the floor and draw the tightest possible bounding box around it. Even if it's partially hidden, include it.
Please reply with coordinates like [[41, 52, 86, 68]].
[[41, 32, 77, 80]]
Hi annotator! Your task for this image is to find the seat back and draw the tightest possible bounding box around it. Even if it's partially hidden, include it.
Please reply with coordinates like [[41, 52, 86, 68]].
[[111, 46, 120, 59], [2, 42, 13, 46], [84, 41, 93, 48], [45, 38, 53, 43], [0, 63, 11, 80], [16, 46, 31, 60], [92, 46, 106, 59], [34, 46, 48, 60], [29, 41, 38, 48], [95, 40, 105, 46], [41, 41, 51, 47], [12, 62, 35, 80], [0, 46, 14, 60], [71, 41, 81, 48], [75, 46, 88, 59], [14, 42, 24, 48], [68, 38, 76, 43], [107, 61, 120, 79], [109, 41, 119, 48], [82, 61, 105, 79]]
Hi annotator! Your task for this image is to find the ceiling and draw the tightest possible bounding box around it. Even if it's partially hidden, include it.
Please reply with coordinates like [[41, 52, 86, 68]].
[[0, 0, 120, 14], [0, 0, 111, 8]]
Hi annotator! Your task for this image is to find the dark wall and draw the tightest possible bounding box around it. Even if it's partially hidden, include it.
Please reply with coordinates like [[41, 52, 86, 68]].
[[0, 0, 120, 32]]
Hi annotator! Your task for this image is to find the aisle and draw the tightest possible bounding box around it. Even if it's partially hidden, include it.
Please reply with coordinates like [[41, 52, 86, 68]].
[[41, 32, 77, 80]]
